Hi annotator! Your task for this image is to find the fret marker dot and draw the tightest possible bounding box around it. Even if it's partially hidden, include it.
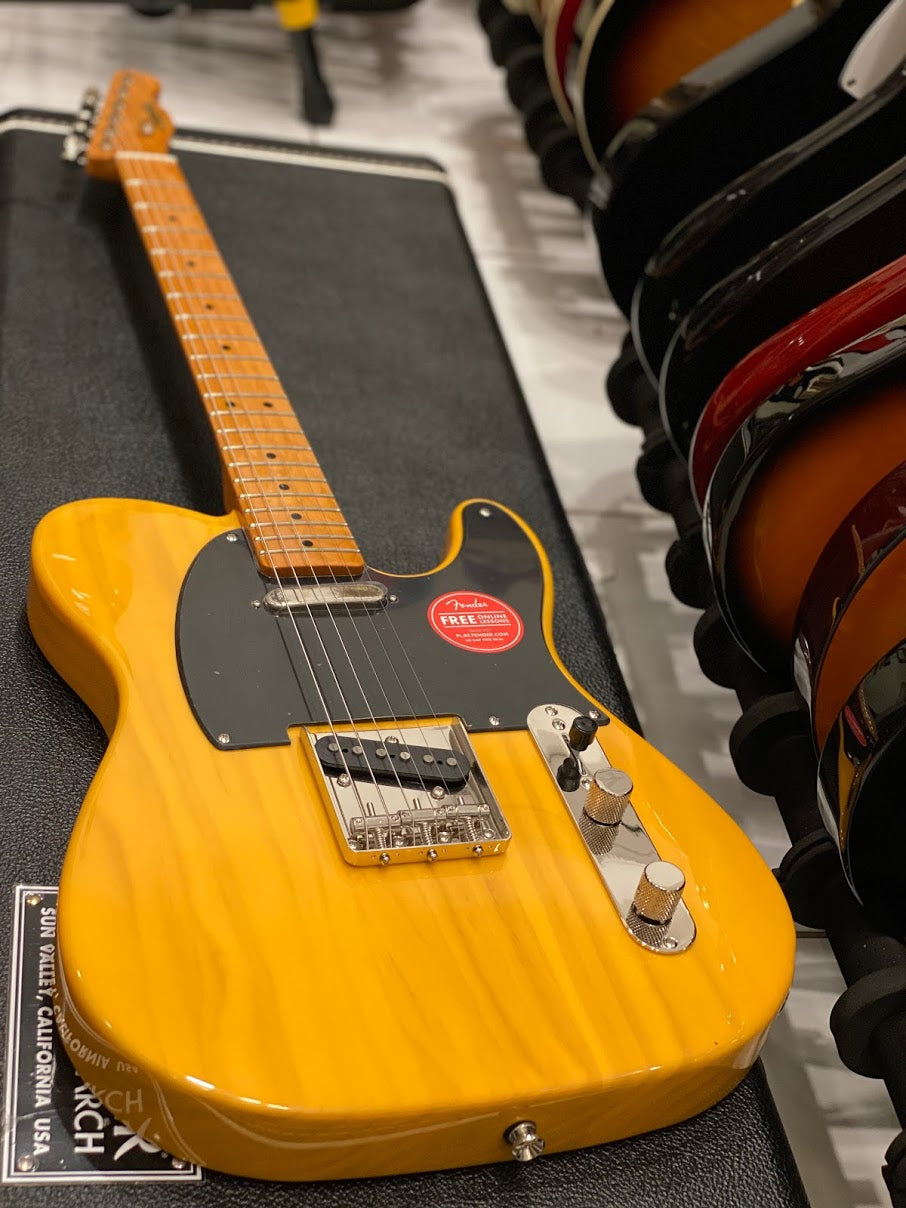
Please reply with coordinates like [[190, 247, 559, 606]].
[[205, 303, 213, 310], [303, 540, 314, 547], [187, 260, 195, 267], [266, 452, 276, 459], [279, 483, 289, 490], [291, 513, 302, 520], [263, 402, 273, 408], [222, 343, 231, 351]]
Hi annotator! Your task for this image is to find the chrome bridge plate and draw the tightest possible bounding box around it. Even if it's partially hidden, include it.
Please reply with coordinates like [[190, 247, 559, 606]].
[[528, 705, 695, 954], [306, 719, 510, 866]]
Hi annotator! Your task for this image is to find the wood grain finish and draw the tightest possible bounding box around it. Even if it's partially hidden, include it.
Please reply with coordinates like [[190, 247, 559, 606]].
[[108, 148, 363, 581], [28, 495, 794, 1180]]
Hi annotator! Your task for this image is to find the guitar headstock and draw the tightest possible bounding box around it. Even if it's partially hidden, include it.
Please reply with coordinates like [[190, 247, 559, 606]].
[[63, 70, 174, 179]]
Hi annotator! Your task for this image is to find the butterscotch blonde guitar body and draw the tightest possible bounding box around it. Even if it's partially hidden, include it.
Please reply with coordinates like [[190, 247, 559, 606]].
[[29, 495, 794, 1181]]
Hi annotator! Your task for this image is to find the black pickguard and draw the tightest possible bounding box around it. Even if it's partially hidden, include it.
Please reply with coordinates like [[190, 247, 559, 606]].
[[176, 502, 593, 746]]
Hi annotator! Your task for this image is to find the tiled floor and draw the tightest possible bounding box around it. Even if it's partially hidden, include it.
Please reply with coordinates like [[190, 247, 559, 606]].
[[0, 2, 900, 1204]]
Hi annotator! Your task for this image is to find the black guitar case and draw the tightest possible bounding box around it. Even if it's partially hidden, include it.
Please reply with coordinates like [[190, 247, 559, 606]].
[[0, 113, 809, 1208]]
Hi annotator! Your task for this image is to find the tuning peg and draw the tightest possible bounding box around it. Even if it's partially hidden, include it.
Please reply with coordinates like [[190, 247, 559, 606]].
[[61, 132, 87, 164]]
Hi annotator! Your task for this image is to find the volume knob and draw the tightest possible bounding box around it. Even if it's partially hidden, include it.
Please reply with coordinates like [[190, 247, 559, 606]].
[[632, 861, 685, 925], [584, 768, 633, 825]]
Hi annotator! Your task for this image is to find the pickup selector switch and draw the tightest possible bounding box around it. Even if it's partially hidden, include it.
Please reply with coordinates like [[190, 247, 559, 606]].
[[632, 861, 685, 926], [584, 767, 633, 825], [567, 715, 598, 752]]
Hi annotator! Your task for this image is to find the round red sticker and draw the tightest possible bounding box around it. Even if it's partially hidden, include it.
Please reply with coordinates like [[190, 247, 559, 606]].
[[427, 591, 524, 654]]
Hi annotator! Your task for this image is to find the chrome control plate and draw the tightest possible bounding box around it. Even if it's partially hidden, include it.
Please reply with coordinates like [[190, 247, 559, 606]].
[[528, 705, 695, 953], [307, 719, 510, 866]]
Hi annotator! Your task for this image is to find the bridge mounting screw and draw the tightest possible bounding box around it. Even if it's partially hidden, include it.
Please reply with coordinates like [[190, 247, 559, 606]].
[[473, 845, 484, 857], [217, 733, 231, 745], [489, 715, 500, 727], [379, 853, 391, 866], [545, 705, 558, 716], [552, 719, 565, 731], [426, 849, 438, 861]]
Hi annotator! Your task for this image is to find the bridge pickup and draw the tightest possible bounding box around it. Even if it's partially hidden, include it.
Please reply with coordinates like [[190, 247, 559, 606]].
[[263, 582, 387, 613], [314, 734, 471, 789]]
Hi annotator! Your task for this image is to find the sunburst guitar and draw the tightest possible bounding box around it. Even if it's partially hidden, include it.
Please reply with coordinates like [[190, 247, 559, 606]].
[[28, 71, 794, 1182]]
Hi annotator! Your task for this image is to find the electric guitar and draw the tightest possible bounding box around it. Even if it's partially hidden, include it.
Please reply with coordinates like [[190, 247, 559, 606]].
[[30, 72, 794, 1182], [689, 251, 906, 509], [631, 61, 906, 388], [793, 462, 906, 934], [589, 0, 891, 316], [704, 317, 906, 673]]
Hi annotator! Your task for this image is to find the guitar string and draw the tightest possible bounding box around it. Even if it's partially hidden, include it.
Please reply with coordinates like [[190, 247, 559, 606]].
[[118, 151, 399, 843], [120, 151, 452, 845], [138, 151, 456, 800]]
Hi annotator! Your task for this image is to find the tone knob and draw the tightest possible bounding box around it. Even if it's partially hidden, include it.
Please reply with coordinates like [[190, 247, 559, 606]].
[[632, 861, 685, 926], [504, 1120, 545, 1162], [584, 767, 633, 825]]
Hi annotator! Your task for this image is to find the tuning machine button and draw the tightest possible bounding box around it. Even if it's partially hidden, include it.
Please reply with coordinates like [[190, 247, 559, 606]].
[[631, 861, 685, 926], [584, 768, 633, 825]]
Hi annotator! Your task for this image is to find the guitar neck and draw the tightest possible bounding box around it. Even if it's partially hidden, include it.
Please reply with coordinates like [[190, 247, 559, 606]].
[[116, 149, 364, 580]]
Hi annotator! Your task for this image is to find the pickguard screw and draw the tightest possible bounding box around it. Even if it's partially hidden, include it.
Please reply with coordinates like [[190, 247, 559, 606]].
[[489, 716, 500, 727], [226, 533, 239, 543], [217, 733, 231, 745], [389, 594, 398, 603], [16, 1155, 35, 1172], [25, 894, 42, 907], [479, 507, 492, 518], [171, 1157, 189, 1170], [337, 773, 351, 787], [251, 599, 261, 609], [588, 709, 600, 720]]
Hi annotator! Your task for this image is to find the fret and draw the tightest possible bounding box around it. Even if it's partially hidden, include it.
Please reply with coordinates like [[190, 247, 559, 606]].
[[235, 492, 337, 503], [176, 315, 255, 323], [140, 226, 210, 236], [158, 270, 232, 280], [115, 151, 177, 163], [187, 335, 263, 344], [197, 374, 277, 382], [169, 292, 240, 301], [124, 178, 188, 187], [253, 544, 361, 555], [249, 520, 349, 529], [216, 427, 308, 437], [189, 353, 272, 362], [203, 389, 288, 398], [135, 202, 197, 213], [149, 247, 220, 257]]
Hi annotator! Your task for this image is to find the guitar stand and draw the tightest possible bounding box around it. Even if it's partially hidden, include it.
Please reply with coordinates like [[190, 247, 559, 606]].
[[605, 329, 906, 1208], [476, 0, 591, 208]]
